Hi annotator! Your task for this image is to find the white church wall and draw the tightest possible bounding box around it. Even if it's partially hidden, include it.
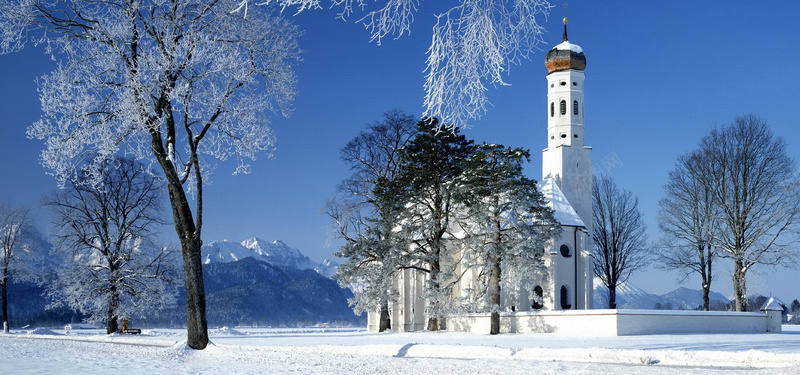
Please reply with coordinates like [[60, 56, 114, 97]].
[[445, 309, 771, 336]]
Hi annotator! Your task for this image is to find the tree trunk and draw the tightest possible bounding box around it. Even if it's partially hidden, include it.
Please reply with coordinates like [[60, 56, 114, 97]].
[[489, 255, 501, 335], [107, 288, 119, 334], [163, 170, 208, 349], [180, 234, 208, 349], [379, 301, 391, 332], [608, 284, 617, 309], [1, 279, 8, 333], [732, 259, 747, 312], [426, 243, 442, 332]]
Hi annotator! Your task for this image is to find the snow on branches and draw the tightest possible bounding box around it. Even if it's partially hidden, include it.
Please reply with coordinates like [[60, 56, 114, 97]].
[[227, 0, 554, 129]]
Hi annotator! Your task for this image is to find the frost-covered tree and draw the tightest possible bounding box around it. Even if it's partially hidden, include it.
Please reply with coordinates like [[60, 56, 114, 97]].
[[0, 204, 42, 333], [656, 150, 719, 311], [1, 0, 301, 348], [700, 114, 800, 312], [327, 110, 417, 332], [592, 177, 649, 309], [47, 157, 178, 334], [234, 0, 554, 128], [456, 144, 557, 334], [390, 120, 474, 331]]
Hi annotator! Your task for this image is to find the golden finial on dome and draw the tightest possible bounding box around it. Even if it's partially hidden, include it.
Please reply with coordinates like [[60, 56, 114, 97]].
[[561, 3, 569, 41]]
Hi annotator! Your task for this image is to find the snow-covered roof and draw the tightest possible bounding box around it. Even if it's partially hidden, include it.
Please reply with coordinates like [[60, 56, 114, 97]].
[[540, 178, 585, 228], [552, 40, 583, 53], [760, 296, 786, 311]]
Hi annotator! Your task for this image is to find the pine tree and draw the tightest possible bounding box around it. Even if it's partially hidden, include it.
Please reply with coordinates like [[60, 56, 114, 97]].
[[456, 144, 558, 334], [391, 119, 474, 331]]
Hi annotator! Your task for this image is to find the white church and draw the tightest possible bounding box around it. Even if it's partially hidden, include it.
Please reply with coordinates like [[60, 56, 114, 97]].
[[366, 19, 594, 333], [367, 19, 786, 336]]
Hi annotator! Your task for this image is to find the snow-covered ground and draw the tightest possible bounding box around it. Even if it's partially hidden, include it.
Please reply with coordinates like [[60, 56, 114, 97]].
[[3, 326, 800, 374]]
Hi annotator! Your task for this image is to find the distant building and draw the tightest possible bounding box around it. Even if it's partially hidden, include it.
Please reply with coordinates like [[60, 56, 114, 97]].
[[368, 18, 593, 332]]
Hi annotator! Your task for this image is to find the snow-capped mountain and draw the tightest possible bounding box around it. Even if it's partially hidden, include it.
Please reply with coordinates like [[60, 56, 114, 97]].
[[203, 237, 318, 270], [314, 259, 340, 278], [241, 237, 319, 270], [593, 278, 729, 310]]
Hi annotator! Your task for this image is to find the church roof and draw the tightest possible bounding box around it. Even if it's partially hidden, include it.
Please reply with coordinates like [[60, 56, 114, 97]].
[[540, 178, 586, 228], [544, 18, 586, 73]]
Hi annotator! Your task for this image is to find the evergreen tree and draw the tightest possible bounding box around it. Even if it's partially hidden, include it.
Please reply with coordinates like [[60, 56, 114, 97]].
[[456, 144, 558, 334], [391, 119, 474, 331]]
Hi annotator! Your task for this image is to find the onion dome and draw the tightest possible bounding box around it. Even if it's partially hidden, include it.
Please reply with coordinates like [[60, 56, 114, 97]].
[[544, 18, 586, 73]]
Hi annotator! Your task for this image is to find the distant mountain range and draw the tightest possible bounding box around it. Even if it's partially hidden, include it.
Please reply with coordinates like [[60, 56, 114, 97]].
[[593, 278, 730, 310], [202, 237, 339, 277], [200, 257, 362, 327]]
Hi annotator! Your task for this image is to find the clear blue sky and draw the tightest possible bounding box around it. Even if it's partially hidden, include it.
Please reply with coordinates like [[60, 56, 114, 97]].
[[2, 1, 799, 302]]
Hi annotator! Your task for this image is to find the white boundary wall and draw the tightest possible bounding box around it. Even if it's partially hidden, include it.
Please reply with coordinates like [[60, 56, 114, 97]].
[[445, 309, 780, 336]]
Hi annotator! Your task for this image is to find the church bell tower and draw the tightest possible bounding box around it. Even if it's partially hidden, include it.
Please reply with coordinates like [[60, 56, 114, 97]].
[[542, 17, 592, 233]]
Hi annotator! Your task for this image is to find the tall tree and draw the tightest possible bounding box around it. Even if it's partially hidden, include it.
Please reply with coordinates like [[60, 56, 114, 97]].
[[656, 150, 718, 310], [391, 119, 474, 331], [700, 114, 800, 311], [47, 157, 178, 334], [592, 177, 649, 309], [457, 144, 558, 334], [326, 109, 417, 332], [2, 1, 301, 348], [0, 204, 40, 333]]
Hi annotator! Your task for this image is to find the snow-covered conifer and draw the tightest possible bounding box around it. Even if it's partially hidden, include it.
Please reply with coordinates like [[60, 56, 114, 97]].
[[456, 144, 558, 334]]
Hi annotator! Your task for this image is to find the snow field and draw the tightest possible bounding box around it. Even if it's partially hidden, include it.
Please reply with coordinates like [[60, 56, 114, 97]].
[[2, 327, 800, 374]]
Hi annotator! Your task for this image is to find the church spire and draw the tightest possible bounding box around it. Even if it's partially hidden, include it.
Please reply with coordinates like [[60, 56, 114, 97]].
[[562, 2, 569, 42]]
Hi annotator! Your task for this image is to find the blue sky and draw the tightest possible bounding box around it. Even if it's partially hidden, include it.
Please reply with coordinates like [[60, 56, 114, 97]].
[[2, 1, 799, 302]]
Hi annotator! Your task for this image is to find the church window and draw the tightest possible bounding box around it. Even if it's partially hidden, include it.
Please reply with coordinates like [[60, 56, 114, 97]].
[[560, 81, 566, 86], [550, 83, 554, 88], [573, 100, 579, 115], [560, 244, 571, 257], [560, 133, 567, 139], [572, 81, 577, 86], [573, 134, 579, 138], [550, 102, 554, 117], [532, 286, 544, 310], [550, 135, 555, 140], [560, 100, 566, 115], [560, 285, 572, 309]]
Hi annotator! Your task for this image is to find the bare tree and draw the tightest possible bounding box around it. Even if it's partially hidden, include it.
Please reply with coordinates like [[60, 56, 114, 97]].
[[327, 109, 417, 332], [701, 114, 800, 311], [47, 157, 178, 334], [592, 177, 649, 309], [2, 0, 301, 349], [0, 204, 39, 333], [656, 151, 718, 310]]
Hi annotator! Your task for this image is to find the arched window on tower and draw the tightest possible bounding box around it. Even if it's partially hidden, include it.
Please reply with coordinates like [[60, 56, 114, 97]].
[[560, 100, 566, 116], [573, 100, 579, 116], [560, 285, 572, 310], [550, 102, 554, 117]]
